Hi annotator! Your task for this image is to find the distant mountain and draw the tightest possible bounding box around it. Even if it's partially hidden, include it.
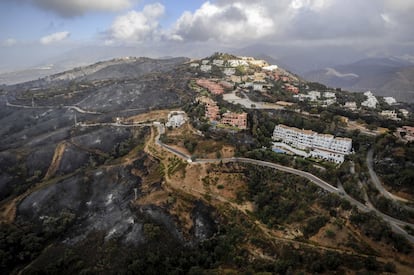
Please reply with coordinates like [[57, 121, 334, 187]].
[[304, 57, 414, 103], [234, 43, 369, 73], [46, 56, 189, 82], [0, 46, 167, 85], [0, 65, 63, 85], [5, 56, 189, 89]]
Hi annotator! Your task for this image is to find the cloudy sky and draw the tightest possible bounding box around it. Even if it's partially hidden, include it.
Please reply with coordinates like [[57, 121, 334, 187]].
[[1, 0, 414, 71]]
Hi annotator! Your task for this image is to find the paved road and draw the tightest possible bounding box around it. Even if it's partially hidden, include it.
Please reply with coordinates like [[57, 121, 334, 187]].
[[6, 101, 54, 109], [66, 106, 101, 114], [79, 122, 153, 128], [74, 120, 414, 243], [367, 149, 414, 212], [152, 125, 414, 243], [5, 97, 101, 115]]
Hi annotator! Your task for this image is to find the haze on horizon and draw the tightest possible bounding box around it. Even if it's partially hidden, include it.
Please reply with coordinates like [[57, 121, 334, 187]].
[[1, 0, 414, 73]]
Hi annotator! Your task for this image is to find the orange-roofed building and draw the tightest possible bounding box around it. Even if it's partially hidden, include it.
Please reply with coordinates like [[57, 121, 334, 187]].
[[282, 76, 290, 82], [198, 96, 220, 121], [285, 84, 299, 94], [196, 79, 225, 95], [220, 112, 248, 129]]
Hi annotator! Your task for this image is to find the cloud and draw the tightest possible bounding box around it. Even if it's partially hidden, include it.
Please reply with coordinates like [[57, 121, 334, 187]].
[[170, 1, 278, 43], [18, 0, 135, 17], [382, 0, 414, 41], [168, 0, 414, 46], [40, 31, 70, 45], [2, 38, 17, 47], [107, 3, 165, 43], [287, 1, 386, 40]]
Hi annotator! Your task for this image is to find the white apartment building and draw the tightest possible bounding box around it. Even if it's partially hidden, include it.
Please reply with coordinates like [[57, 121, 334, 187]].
[[310, 149, 346, 163], [272, 124, 352, 163], [361, 91, 378, 109], [330, 137, 353, 154], [312, 134, 334, 149]]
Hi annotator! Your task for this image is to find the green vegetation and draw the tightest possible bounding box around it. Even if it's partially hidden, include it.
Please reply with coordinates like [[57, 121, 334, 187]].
[[0, 222, 44, 274], [374, 133, 414, 195], [350, 211, 412, 253], [0, 210, 77, 274], [242, 165, 348, 233], [9, 206, 393, 275], [166, 156, 187, 177]]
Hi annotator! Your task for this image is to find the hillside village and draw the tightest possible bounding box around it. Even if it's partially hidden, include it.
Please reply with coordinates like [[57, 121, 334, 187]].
[[181, 53, 413, 164]]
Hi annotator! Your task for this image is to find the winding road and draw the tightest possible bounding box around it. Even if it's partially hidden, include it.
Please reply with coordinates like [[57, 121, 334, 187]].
[[367, 148, 414, 211], [42, 118, 413, 243], [5, 96, 101, 115], [152, 123, 414, 243]]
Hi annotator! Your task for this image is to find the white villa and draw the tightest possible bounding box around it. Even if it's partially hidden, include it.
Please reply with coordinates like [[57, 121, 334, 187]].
[[272, 124, 352, 163], [166, 111, 187, 128], [344, 101, 357, 111], [324, 92, 336, 98], [263, 65, 279, 71], [384, 97, 397, 105], [399, 109, 410, 118], [200, 65, 212, 73], [380, 110, 400, 121]]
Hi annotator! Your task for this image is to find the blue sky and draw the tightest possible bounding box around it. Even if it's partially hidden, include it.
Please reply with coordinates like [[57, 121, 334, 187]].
[[0, 0, 205, 43], [1, 0, 414, 71]]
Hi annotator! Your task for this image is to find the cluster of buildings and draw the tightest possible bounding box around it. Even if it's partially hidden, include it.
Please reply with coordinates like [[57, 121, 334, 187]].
[[272, 124, 353, 163], [190, 56, 414, 164], [192, 55, 303, 98], [344, 93, 406, 120], [193, 56, 270, 74], [294, 91, 337, 106], [197, 96, 248, 129]]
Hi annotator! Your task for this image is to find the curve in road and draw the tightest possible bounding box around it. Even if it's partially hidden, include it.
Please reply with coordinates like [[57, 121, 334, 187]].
[[367, 149, 414, 211], [153, 123, 414, 243]]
